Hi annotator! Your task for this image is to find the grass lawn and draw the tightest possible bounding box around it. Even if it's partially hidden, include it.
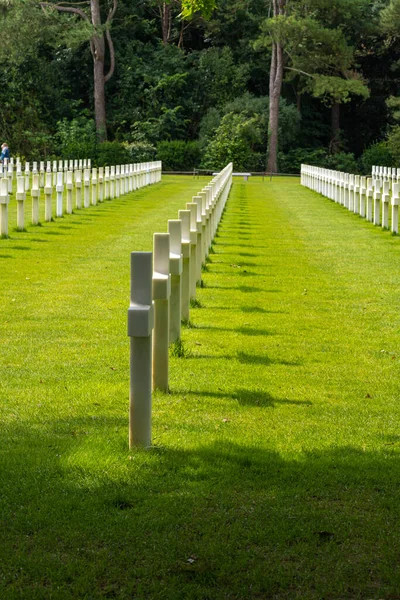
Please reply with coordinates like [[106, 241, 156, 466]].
[[1, 175, 400, 599]]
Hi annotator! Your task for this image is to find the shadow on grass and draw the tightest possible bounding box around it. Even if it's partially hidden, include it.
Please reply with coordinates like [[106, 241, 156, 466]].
[[194, 325, 273, 337], [237, 351, 300, 366], [240, 306, 286, 314], [213, 252, 264, 261], [204, 259, 260, 268], [223, 226, 253, 231], [209, 255, 269, 267], [175, 388, 310, 407], [205, 285, 271, 294], [240, 326, 273, 336], [235, 388, 311, 406], [82, 213, 113, 218], [1, 420, 397, 598], [207, 269, 266, 279], [213, 242, 270, 249], [237, 270, 262, 277], [381, 434, 400, 444], [199, 305, 286, 315]]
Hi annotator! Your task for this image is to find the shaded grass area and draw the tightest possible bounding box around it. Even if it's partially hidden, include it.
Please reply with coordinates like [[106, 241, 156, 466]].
[[2, 176, 400, 599]]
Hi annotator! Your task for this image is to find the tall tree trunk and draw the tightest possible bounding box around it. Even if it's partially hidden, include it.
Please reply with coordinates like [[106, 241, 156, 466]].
[[296, 91, 301, 114], [331, 102, 340, 154], [161, 2, 172, 44], [267, 0, 285, 173], [91, 0, 107, 141], [40, 0, 116, 143], [267, 41, 283, 173], [92, 40, 107, 141]]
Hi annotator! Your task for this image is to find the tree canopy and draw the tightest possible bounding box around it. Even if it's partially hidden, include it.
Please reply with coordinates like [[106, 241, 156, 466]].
[[0, 0, 397, 172]]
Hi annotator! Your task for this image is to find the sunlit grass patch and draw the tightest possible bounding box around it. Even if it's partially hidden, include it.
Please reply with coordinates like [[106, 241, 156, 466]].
[[1, 176, 400, 598]]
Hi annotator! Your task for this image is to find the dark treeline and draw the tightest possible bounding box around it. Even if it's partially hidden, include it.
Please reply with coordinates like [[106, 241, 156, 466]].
[[1, 0, 400, 173]]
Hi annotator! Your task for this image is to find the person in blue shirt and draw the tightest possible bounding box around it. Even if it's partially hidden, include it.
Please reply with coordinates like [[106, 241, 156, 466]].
[[1, 143, 10, 162]]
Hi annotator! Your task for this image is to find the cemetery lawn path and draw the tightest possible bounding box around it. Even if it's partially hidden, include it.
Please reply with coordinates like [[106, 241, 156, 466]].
[[1, 176, 400, 599]]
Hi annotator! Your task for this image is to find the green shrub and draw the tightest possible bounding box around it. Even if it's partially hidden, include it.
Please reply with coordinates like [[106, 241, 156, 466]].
[[201, 112, 260, 171], [56, 117, 97, 160], [360, 141, 393, 175], [279, 148, 358, 174], [326, 152, 359, 173], [278, 148, 328, 174], [157, 140, 201, 171], [244, 152, 266, 172], [385, 128, 400, 165], [95, 141, 132, 167], [125, 142, 157, 163]]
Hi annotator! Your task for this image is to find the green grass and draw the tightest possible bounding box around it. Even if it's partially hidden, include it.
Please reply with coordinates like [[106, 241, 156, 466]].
[[1, 176, 400, 599]]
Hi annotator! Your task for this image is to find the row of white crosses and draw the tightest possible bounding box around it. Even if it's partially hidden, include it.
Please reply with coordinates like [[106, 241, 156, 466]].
[[371, 165, 400, 181], [127, 163, 233, 448], [0, 158, 94, 193], [0, 161, 162, 236], [300, 165, 400, 233]]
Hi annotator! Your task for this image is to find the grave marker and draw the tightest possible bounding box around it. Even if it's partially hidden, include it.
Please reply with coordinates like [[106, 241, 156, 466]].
[[193, 196, 203, 283], [16, 176, 26, 230], [91, 168, 98, 206], [56, 171, 64, 217], [152, 233, 171, 392], [75, 170, 82, 209], [31, 174, 40, 225], [360, 176, 367, 217], [104, 166, 110, 200], [373, 180, 381, 226], [44, 172, 53, 222], [186, 202, 198, 299], [66, 171, 73, 214], [98, 167, 104, 202], [115, 165, 120, 198], [178, 209, 191, 321], [392, 183, 399, 234], [366, 178, 373, 222], [0, 177, 9, 237], [168, 219, 183, 343], [382, 181, 390, 229], [110, 166, 115, 199], [128, 251, 154, 448], [354, 175, 360, 214], [83, 169, 90, 208], [39, 162, 45, 188]]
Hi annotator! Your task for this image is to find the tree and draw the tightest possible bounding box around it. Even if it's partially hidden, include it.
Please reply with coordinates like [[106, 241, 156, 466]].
[[0, 0, 388, 161], [202, 112, 260, 170], [148, 0, 184, 46], [255, 0, 371, 171], [180, 0, 216, 18], [40, 0, 117, 141], [200, 92, 301, 170], [280, 14, 369, 152], [380, 0, 400, 34], [380, 2, 400, 124], [267, 1, 285, 173]]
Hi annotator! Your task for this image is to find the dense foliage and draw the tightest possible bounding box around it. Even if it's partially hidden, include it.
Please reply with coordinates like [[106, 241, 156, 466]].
[[0, 0, 399, 172]]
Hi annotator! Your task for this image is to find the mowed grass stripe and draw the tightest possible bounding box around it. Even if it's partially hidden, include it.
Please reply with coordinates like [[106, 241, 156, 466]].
[[1, 176, 400, 599], [0, 175, 210, 420]]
